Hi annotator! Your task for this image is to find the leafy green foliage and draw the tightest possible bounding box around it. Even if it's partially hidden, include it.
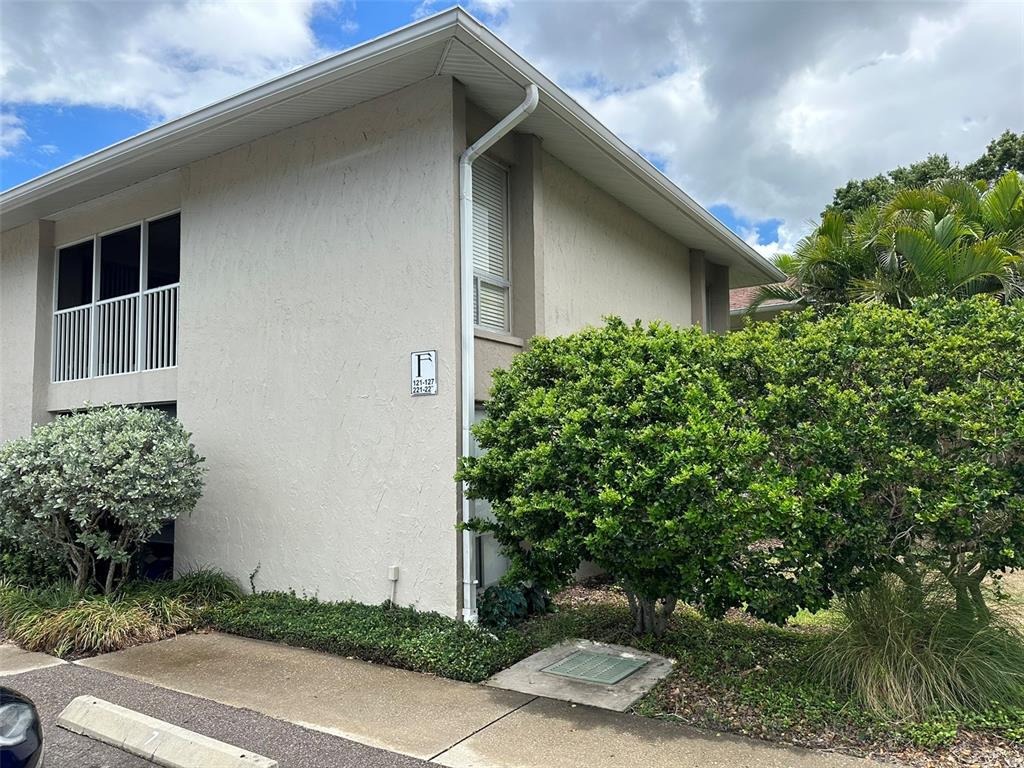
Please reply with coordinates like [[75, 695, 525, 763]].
[[728, 297, 1024, 616], [827, 153, 959, 218], [0, 406, 205, 594], [0, 569, 239, 657], [207, 591, 528, 682], [826, 132, 1024, 218], [458, 318, 878, 635], [759, 170, 1024, 312], [964, 130, 1024, 184], [461, 298, 1024, 635], [0, 532, 64, 588], [815, 575, 1024, 717], [477, 582, 552, 630]]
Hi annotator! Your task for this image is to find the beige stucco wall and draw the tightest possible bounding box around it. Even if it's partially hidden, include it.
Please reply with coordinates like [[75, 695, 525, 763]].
[[174, 76, 460, 615], [540, 152, 691, 336], [52, 171, 182, 247], [0, 220, 54, 441]]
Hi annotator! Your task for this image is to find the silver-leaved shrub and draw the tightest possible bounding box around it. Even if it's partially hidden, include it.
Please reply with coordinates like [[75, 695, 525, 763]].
[[0, 406, 205, 594]]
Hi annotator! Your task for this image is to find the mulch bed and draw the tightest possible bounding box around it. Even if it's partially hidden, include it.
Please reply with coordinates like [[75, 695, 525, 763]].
[[549, 582, 1024, 768]]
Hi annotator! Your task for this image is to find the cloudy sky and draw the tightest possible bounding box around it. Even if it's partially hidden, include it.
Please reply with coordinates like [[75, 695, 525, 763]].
[[1, 1, 1021, 255]]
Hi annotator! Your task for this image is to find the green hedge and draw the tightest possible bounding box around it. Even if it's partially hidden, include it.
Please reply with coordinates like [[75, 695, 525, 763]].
[[206, 592, 531, 682]]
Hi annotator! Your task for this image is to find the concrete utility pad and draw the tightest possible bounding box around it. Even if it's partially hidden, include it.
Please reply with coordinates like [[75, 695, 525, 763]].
[[79, 632, 532, 760], [58, 695, 277, 768], [433, 696, 872, 768], [484, 639, 673, 712], [0, 643, 65, 676]]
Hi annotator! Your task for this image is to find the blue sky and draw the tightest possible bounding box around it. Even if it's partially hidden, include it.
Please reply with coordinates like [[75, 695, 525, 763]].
[[0, 2, 426, 189], [3, 1, 1020, 256]]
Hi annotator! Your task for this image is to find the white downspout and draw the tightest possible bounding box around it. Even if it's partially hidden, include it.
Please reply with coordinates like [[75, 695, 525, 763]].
[[459, 83, 539, 623]]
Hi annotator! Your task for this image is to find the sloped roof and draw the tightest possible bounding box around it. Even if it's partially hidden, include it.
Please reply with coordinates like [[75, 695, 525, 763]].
[[0, 7, 784, 288]]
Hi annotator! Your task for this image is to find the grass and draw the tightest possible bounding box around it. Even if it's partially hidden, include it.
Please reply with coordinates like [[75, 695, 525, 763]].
[[0, 568, 241, 658], [814, 575, 1024, 717]]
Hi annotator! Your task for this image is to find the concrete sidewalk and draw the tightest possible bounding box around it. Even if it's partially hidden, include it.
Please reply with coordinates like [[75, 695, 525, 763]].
[[79, 632, 873, 768], [0, 641, 66, 676]]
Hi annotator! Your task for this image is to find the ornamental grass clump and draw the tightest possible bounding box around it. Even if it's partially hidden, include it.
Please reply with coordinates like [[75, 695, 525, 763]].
[[814, 574, 1024, 718], [0, 569, 240, 657]]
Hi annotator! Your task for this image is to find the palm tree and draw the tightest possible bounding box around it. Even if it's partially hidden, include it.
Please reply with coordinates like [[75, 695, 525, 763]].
[[752, 171, 1024, 313]]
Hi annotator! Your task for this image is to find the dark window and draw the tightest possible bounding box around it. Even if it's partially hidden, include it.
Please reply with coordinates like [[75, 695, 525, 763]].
[[147, 213, 180, 289], [56, 241, 94, 309], [99, 226, 141, 300]]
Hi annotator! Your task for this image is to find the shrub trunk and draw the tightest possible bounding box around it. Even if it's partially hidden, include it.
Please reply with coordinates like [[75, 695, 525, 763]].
[[623, 587, 677, 636]]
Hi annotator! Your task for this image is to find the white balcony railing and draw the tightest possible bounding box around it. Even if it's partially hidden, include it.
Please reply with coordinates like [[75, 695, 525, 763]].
[[52, 283, 179, 383], [95, 294, 139, 377], [52, 305, 91, 383], [144, 284, 178, 371]]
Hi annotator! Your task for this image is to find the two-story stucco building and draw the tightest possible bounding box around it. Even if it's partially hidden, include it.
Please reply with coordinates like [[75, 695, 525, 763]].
[[0, 9, 783, 620]]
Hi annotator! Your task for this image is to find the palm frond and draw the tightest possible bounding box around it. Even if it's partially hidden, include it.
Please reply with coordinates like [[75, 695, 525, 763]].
[[980, 170, 1023, 233], [746, 283, 805, 313], [893, 227, 947, 294], [885, 187, 951, 220], [937, 179, 983, 221]]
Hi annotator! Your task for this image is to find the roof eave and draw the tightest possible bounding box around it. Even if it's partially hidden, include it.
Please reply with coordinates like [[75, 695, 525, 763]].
[[0, 7, 785, 284], [0, 8, 465, 218]]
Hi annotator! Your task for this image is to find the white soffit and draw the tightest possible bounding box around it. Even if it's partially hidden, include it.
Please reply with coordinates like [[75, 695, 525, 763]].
[[0, 8, 783, 287]]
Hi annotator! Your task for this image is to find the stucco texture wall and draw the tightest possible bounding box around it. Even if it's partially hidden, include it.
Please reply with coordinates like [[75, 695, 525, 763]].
[[540, 152, 691, 336], [0, 221, 52, 441], [174, 77, 460, 615]]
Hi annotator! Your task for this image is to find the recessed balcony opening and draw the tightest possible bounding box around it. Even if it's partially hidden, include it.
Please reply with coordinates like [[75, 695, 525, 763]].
[[52, 212, 181, 383]]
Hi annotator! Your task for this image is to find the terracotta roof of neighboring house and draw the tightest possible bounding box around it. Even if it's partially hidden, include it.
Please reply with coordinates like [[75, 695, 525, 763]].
[[729, 280, 801, 313], [731, 285, 780, 311]]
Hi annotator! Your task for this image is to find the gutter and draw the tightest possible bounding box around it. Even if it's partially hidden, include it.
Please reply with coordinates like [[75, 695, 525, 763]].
[[458, 83, 539, 623]]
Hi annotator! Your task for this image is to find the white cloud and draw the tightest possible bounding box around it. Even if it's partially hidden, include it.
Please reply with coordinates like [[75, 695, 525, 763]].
[[2, 0, 1021, 257], [478, 0, 1024, 253], [0, 1, 339, 119], [0, 112, 27, 157]]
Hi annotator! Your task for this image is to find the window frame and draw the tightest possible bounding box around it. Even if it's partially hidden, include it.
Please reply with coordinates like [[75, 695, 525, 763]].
[[51, 208, 181, 381], [472, 156, 512, 334]]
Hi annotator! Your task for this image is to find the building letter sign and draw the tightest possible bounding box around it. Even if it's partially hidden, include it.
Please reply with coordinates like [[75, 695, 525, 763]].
[[410, 350, 438, 396]]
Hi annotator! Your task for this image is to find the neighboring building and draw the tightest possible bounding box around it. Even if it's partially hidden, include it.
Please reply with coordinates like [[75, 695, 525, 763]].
[[0, 9, 783, 619], [729, 284, 802, 329]]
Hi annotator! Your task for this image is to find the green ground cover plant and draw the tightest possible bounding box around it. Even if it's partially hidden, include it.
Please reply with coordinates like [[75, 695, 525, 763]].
[[206, 591, 531, 682]]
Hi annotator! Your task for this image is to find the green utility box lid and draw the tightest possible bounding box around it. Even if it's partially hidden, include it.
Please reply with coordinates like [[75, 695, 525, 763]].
[[541, 650, 648, 685]]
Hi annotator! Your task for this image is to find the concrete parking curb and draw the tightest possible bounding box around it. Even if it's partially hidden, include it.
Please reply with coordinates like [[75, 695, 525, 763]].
[[56, 695, 277, 768]]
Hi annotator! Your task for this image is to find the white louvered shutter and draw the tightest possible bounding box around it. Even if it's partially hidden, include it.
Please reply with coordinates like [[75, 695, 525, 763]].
[[472, 159, 510, 332]]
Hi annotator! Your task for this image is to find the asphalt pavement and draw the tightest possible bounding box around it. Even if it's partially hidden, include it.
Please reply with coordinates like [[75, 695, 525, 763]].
[[5, 662, 429, 768]]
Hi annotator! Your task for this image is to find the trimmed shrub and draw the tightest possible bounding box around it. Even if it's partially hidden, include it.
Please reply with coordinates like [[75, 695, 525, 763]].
[[725, 296, 1024, 620], [460, 297, 1024, 635], [458, 318, 879, 634], [0, 406, 205, 594]]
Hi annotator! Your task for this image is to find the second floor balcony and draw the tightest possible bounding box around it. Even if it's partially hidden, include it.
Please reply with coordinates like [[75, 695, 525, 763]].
[[52, 212, 180, 383]]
